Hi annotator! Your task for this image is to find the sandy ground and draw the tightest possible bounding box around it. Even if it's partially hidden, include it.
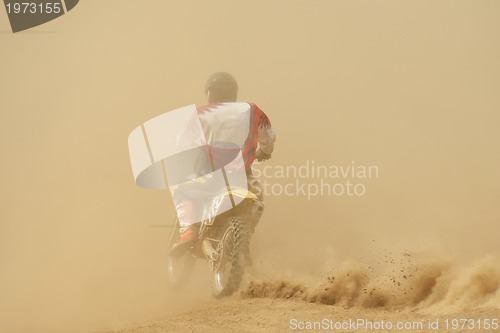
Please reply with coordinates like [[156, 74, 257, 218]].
[[101, 254, 500, 333], [102, 298, 500, 333]]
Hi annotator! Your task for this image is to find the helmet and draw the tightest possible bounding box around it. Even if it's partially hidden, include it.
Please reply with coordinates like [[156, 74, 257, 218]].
[[204, 72, 238, 102]]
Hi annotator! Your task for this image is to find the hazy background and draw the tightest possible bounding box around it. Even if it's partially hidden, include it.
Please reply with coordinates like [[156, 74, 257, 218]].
[[1, 1, 499, 332]]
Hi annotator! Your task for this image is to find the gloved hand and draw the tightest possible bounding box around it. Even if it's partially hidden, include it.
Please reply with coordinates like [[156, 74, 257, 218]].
[[255, 149, 271, 162]]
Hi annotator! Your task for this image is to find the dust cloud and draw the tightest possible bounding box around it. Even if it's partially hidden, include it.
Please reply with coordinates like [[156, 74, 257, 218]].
[[243, 255, 500, 313], [1, 1, 499, 333]]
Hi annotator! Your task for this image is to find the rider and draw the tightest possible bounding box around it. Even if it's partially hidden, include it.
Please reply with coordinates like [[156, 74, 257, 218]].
[[170, 72, 276, 254]]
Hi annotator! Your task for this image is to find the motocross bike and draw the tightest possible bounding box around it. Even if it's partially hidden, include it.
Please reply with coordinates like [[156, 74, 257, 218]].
[[166, 181, 264, 298]]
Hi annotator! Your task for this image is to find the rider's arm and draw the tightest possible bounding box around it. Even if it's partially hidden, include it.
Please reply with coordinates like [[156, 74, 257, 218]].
[[248, 102, 276, 157], [258, 126, 276, 155]]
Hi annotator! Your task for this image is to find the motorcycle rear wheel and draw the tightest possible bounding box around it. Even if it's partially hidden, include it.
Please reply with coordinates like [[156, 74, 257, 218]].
[[211, 216, 250, 298]]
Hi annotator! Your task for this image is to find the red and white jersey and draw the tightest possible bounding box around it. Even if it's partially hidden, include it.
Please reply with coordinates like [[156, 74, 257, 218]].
[[195, 102, 276, 169], [128, 102, 274, 225]]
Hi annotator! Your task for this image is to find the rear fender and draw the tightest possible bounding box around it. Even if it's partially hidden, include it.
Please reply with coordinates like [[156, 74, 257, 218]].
[[204, 188, 258, 226]]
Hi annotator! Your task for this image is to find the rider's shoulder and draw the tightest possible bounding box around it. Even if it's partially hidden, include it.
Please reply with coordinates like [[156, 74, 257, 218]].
[[196, 102, 269, 117]]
